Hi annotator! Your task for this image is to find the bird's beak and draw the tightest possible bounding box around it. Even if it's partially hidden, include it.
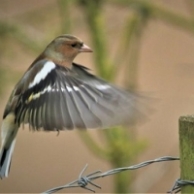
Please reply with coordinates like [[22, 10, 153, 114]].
[[80, 44, 93, 52]]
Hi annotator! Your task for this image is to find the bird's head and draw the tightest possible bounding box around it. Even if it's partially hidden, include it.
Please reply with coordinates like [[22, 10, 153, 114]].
[[44, 34, 92, 67]]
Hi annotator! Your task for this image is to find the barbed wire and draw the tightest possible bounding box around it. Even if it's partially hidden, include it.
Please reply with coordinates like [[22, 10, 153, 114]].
[[167, 178, 194, 193], [42, 156, 179, 194]]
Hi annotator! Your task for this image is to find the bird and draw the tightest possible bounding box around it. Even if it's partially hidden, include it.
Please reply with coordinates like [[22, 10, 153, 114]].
[[0, 34, 138, 179]]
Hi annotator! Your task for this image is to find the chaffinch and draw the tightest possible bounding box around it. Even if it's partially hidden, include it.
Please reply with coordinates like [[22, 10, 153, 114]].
[[0, 34, 137, 178]]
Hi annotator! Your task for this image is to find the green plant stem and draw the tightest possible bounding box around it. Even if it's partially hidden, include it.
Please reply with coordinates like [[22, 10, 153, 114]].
[[110, 0, 194, 35], [77, 1, 146, 193], [0, 21, 42, 53], [77, 131, 109, 160], [57, 0, 72, 33], [115, 13, 140, 73], [78, 0, 114, 81]]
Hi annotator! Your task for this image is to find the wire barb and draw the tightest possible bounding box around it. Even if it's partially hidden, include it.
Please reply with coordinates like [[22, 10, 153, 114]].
[[42, 156, 179, 193], [77, 164, 102, 192], [167, 178, 194, 194]]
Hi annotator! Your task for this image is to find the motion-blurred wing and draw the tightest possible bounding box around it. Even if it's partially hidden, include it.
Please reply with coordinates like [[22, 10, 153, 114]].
[[15, 62, 137, 131]]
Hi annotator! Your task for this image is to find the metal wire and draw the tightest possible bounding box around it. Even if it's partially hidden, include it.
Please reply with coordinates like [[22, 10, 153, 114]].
[[167, 178, 194, 194], [42, 156, 179, 193]]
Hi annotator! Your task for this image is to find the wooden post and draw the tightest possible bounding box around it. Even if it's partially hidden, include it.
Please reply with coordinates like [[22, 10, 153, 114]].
[[179, 116, 194, 193]]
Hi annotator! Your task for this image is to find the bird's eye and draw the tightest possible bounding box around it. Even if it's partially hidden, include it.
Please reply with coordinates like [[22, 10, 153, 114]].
[[71, 43, 77, 47]]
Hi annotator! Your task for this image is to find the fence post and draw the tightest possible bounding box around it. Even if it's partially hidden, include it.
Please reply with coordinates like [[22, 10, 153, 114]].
[[179, 116, 194, 193]]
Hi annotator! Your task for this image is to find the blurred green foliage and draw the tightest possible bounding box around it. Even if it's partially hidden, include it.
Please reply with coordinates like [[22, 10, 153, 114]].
[[1, 0, 194, 192]]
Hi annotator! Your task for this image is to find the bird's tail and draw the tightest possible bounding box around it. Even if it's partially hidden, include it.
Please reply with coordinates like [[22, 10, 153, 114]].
[[0, 113, 18, 179], [0, 138, 17, 178]]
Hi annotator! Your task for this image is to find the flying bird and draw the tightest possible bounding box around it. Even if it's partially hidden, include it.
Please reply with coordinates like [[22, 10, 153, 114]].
[[0, 34, 138, 178]]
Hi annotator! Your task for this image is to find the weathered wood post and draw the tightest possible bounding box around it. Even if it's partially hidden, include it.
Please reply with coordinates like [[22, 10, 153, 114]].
[[179, 116, 194, 193]]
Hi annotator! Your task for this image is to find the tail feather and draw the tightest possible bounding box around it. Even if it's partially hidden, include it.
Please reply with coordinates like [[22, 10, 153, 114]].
[[0, 113, 18, 179], [0, 139, 16, 178]]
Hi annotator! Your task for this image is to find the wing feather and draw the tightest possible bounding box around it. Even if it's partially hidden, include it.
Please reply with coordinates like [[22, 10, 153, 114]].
[[53, 82, 64, 130], [63, 76, 82, 129], [59, 81, 74, 129], [14, 61, 138, 131], [66, 77, 87, 129], [44, 91, 53, 130], [70, 79, 102, 128]]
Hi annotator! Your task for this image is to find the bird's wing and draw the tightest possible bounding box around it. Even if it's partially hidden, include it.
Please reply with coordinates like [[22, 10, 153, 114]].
[[13, 60, 138, 131]]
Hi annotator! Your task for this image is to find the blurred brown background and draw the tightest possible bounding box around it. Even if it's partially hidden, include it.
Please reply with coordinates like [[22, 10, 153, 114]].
[[1, 0, 194, 193]]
